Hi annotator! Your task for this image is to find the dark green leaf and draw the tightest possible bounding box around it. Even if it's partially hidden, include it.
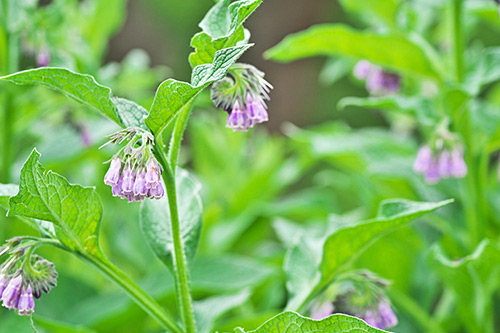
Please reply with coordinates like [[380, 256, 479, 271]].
[[8, 149, 102, 254], [140, 169, 202, 266]]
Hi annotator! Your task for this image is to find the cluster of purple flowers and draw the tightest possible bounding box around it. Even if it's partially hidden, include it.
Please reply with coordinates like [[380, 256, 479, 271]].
[[413, 144, 467, 184], [0, 240, 57, 316], [211, 63, 273, 132], [105, 156, 164, 202], [102, 127, 164, 202], [353, 60, 400, 95]]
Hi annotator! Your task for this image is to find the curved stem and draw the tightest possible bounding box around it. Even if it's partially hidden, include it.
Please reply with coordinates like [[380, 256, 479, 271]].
[[155, 147, 197, 333], [168, 102, 195, 168], [81, 253, 183, 333]]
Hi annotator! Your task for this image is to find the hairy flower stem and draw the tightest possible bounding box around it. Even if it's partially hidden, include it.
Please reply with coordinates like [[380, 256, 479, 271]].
[[82, 254, 183, 333], [155, 144, 197, 333]]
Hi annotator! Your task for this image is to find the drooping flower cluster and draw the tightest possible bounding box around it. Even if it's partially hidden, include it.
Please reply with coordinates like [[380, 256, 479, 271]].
[[309, 270, 398, 330], [0, 238, 58, 316], [102, 127, 164, 202], [211, 63, 273, 132], [413, 129, 467, 184], [353, 60, 400, 95]]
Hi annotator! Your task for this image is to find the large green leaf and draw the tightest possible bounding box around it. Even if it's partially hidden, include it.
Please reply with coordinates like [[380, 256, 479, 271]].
[[7, 149, 102, 255], [189, 0, 261, 68], [266, 24, 442, 79], [140, 169, 202, 267], [285, 199, 452, 311], [430, 240, 500, 332], [146, 45, 251, 136], [0, 68, 146, 129], [234, 312, 388, 333], [1, 68, 121, 124], [320, 199, 452, 282]]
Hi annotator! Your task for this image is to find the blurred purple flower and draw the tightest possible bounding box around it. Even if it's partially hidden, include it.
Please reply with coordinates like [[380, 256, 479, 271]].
[[36, 49, 50, 67], [413, 145, 467, 184], [353, 61, 400, 95], [363, 301, 398, 329], [1, 275, 22, 309]]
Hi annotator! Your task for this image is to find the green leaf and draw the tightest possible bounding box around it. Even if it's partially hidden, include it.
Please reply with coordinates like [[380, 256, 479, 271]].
[[286, 199, 452, 310], [189, 0, 260, 67], [266, 24, 442, 79], [234, 312, 388, 333], [321, 199, 452, 280], [430, 240, 500, 332], [191, 44, 252, 86], [0, 68, 121, 125], [194, 289, 251, 333], [146, 45, 251, 136], [113, 97, 148, 129], [199, 0, 262, 39], [140, 169, 202, 267], [7, 149, 102, 254], [284, 239, 321, 313]]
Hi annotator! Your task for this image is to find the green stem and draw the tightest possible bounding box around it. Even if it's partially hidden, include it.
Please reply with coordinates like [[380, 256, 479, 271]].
[[451, 0, 464, 84], [155, 147, 197, 333], [168, 103, 195, 168], [81, 253, 183, 333]]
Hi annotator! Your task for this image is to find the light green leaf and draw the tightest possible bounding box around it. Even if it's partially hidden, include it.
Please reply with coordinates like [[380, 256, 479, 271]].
[[195, 289, 251, 333], [266, 24, 442, 79], [284, 239, 321, 312], [7, 149, 102, 254], [113, 97, 148, 129], [430, 240, 500, 332], [189, 0, 260, 68], [191, 44, 252, 86], [140, 169, 202, 267], [199, 0, 262, 39], [321, 199, 452, 282], [234, 312, 388, 333], [189, 28, 247, 68], [5, 0, 37, 32], [147, 45, 251, 136], [190, 255, 274, 293], [0, 68, 121, 125]]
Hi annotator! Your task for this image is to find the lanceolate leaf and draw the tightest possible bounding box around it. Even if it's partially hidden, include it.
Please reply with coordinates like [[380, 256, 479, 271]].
[[146, 45, 251, 136], [8, 149, 102, 255], [234, 312, 388, 333], [320, 199, 453, 284], [266, 24, 443, 79], [140, 169, 202, 267], [0, 68, 147, 129], [285, 199, 452, 311]]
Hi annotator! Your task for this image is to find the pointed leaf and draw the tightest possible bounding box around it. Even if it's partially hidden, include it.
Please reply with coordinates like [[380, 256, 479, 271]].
[[266, 24, 442, 79], [146, 45, 251, 136], [234, 312, 387, 333], [320, 199, 453, 282], [7, 149, 102, 254], [140, 169, 202, 266]]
